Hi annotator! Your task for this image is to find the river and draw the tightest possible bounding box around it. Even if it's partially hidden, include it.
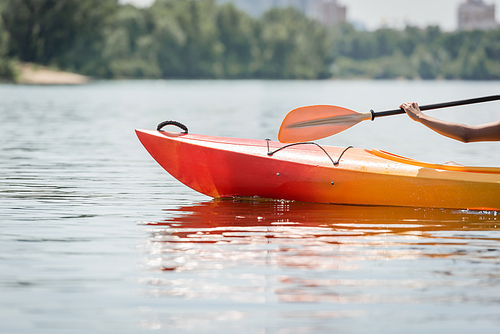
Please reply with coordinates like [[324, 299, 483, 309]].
[[1, 80, 500, 333]]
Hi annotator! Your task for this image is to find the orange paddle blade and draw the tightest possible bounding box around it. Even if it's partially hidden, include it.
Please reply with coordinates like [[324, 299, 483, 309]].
[[278, 105, 372, 143]]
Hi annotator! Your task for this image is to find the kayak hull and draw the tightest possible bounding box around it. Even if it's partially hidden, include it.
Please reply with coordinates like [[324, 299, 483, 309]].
[[136, 129, 500, 211]]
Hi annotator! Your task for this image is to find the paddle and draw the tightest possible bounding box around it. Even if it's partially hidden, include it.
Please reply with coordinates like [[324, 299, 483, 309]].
[[278, 95, 500, 143]]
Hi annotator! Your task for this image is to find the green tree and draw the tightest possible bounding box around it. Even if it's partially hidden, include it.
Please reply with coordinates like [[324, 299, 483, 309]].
[[257, 7, 330, 79], [484, 29, 500, 60], [461, 48, 492, 80], [330, 25, 377, 60], [349, 33, 377, 60], [101, 5, 160, 77], [2, 0, 117, 64], [374, 28, 398, 57], [151, 0, 223, 78], [216, 3, 258, 77], [398, 26, 421, 57], [1, 0, 118, 76], [3, 0, 499, 81], [0, 1, 15, 80]]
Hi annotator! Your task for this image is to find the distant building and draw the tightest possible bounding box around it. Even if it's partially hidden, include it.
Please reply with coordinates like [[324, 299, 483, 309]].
[[458, 0, 498, 31], [216, 0, 346, 26], [315, 0, 346, 26]]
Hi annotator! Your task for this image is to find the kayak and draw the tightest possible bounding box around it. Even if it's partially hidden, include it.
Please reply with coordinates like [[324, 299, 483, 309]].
[[135, 128, 500, 211]]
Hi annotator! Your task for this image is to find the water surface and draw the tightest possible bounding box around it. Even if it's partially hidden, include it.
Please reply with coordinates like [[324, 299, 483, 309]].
[[1, 80, 500, 333]]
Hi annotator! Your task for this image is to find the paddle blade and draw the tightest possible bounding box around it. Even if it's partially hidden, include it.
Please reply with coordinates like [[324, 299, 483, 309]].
[[278, 105, 372, 143]]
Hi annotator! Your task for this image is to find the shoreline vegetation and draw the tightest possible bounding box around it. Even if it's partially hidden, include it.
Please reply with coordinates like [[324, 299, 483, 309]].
[[1, 0, 500, 84]]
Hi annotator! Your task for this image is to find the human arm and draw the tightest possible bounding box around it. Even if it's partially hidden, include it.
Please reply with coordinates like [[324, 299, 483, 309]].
[[399, 102, 500, 143]]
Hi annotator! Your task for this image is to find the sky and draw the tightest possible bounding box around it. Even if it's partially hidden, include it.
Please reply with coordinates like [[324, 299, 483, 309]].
[[122, 0, 500, 31]]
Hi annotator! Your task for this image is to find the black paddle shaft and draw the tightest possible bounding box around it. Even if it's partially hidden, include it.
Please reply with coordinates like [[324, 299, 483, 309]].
[[371, 94, 500, 120]]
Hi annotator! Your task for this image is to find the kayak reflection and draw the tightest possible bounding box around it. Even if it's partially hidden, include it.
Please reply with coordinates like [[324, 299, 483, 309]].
[[139, 199, 500, 305], [152, 198, 499, 232]]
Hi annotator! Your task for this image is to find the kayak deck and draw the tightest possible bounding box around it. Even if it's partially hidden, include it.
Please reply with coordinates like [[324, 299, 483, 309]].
[[371, 149, 500, 174], [136, 129, 500, 211]]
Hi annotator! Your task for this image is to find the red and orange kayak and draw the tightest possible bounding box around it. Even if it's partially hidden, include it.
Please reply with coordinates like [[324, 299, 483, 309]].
[[136, 128, 500, 211]]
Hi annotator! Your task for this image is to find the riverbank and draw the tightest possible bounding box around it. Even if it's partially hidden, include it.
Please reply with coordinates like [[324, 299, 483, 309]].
[[15, 63, 90, 85]]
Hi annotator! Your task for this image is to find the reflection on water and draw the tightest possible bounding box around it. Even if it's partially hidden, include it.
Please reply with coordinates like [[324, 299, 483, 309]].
[[137, 199, 500, 332]]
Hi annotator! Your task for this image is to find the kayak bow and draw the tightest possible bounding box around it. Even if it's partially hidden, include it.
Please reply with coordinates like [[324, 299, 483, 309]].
[[136, 128, 500, 211]]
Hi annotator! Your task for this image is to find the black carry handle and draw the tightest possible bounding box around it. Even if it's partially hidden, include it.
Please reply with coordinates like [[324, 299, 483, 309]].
[[372, 95, 500, 119], [157, 120, 188, 133]]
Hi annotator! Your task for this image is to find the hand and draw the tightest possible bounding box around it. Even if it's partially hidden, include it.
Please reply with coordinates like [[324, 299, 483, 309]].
[[400, 102, 423, 122]]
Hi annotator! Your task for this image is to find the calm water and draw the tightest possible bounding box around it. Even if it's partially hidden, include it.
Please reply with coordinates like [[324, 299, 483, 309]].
[[1, 80, 500, 333]]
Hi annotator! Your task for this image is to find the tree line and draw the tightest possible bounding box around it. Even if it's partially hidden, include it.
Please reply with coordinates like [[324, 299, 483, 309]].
[[1, 0, 499, 81]]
